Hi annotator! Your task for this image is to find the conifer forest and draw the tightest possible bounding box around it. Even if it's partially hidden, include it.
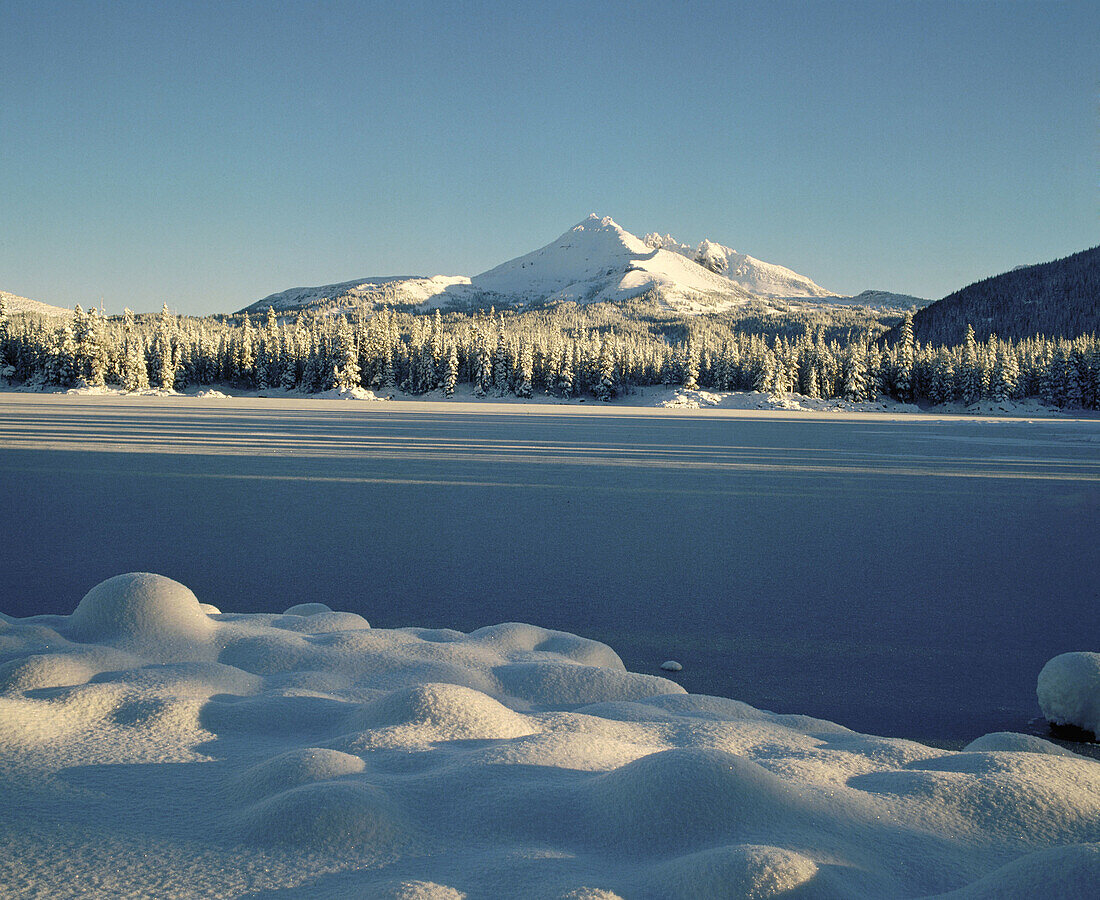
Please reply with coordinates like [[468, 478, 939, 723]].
[[1, 295, 1098, 410]]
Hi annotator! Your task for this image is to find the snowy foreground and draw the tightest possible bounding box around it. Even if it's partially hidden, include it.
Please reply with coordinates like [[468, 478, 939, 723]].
[[1, 573, 1098, 899]]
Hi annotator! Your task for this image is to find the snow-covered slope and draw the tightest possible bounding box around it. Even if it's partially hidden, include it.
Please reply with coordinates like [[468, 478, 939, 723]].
[[1, 571, 1098, 898], [471, 214, 756, 310], [644, 233, 838, 299], [241, 274, 470, 314], [0, 289, 72, 318]]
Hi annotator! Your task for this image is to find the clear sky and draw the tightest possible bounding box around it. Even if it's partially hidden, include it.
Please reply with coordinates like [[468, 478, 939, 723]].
[[2, 0, 1096, 315]]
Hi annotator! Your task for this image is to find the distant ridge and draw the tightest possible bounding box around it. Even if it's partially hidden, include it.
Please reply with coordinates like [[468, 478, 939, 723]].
[[0, 289, 72, 318], [899, 245, 1100, 344]]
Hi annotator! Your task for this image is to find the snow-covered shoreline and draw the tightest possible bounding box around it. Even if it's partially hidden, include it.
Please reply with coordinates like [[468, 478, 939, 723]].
[[1, 573, 1097, 898], [0, 380, 1083, 420]]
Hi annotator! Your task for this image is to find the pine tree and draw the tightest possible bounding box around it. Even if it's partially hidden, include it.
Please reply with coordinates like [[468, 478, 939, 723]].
[[929, 350, 954, 405], [442, 343, 458, 397], [593, 335, 616, 401], [558, 341, 575, 397], [515, 337, 533, 398], [682, 340, 699, 390], [895, 312, 915, 402], [958, 325, 981, 405], [492, 329, 509, 394], [331, 316, 361, 390], [841, 343, 867, 401]]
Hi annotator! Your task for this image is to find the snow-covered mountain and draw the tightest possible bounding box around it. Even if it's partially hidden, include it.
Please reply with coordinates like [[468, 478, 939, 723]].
[[238, 214, 919, 316], [0, 289, 73, 318], [643, 233, 837, 299], [469, 214, 756, 310], [239, 216, 764, 315]]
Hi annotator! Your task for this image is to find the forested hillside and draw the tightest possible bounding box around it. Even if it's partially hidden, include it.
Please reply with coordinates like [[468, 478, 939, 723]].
[[904, 245, 1100, 344]]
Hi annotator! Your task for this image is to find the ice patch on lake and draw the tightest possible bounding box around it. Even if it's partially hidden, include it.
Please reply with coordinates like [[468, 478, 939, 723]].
[[1, 573, 1098, 897]]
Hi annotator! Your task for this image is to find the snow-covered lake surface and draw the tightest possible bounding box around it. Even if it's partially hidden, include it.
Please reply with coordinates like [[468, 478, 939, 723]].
[[0, 393, 1096, 745], [2, 396, 1099, 897]]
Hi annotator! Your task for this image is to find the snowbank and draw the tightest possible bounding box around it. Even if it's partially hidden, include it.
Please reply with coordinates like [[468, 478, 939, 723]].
[[1038, 652, 1100, 738], [1, 574, 1098, 898], [313, 385, 387, 401], [655, 387, 920, 413]]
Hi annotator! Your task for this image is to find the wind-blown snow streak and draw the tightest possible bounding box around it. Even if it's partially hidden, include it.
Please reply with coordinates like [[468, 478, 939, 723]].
[[0, 572, 1097, 898]]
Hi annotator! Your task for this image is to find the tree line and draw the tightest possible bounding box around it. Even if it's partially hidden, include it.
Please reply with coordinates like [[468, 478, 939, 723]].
[[1, 296, 1098, 409]]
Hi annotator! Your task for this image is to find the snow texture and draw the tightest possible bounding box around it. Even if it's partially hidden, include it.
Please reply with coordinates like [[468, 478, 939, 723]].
[[1, 572, 1098, 898], [1038, 652, 1100, 737]]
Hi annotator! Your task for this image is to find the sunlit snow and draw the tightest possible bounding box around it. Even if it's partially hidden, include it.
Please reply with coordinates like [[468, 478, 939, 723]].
[[1, 572, 1098, 897]]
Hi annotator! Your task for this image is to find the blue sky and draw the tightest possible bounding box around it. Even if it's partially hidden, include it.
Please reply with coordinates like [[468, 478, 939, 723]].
[[2, 0, 1096, 315]]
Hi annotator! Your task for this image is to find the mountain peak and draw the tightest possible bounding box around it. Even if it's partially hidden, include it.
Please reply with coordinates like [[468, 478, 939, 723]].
[[643, 232, 836, 299]]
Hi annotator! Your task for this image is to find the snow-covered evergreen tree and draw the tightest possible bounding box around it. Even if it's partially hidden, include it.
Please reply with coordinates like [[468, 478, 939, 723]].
[[331, 315, 361, 390], [442, 343, 458, 397]]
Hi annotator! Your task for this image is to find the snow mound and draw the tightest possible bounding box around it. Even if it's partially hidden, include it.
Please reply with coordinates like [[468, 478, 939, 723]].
[[656, 388, 917, 413], [66, 573, 214, 650], [283, 602, 333, 616], [3, 574, 1100, 897], [237, 780, 410, 851], [348, 682, 536, 740], [231, 747, 367, 802], [194, 389, 230, 399], [936, 843, 1100, 898], [647, 843, 819, 898], [589, 748, 810, 854], [314, 385, 385, 401], [963, 732, 1079, 756], [1038, 652, 1100, 738]]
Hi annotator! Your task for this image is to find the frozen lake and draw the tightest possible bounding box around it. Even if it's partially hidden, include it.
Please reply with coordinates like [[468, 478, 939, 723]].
[[1, 393, 1097, 744]]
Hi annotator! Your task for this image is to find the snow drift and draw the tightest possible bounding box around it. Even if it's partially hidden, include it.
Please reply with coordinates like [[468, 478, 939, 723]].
[[1, 573, 1098, 898]]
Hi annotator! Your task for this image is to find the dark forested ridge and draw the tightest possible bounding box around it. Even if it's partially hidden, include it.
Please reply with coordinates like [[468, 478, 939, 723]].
[[897, 245, 1100, 345]]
